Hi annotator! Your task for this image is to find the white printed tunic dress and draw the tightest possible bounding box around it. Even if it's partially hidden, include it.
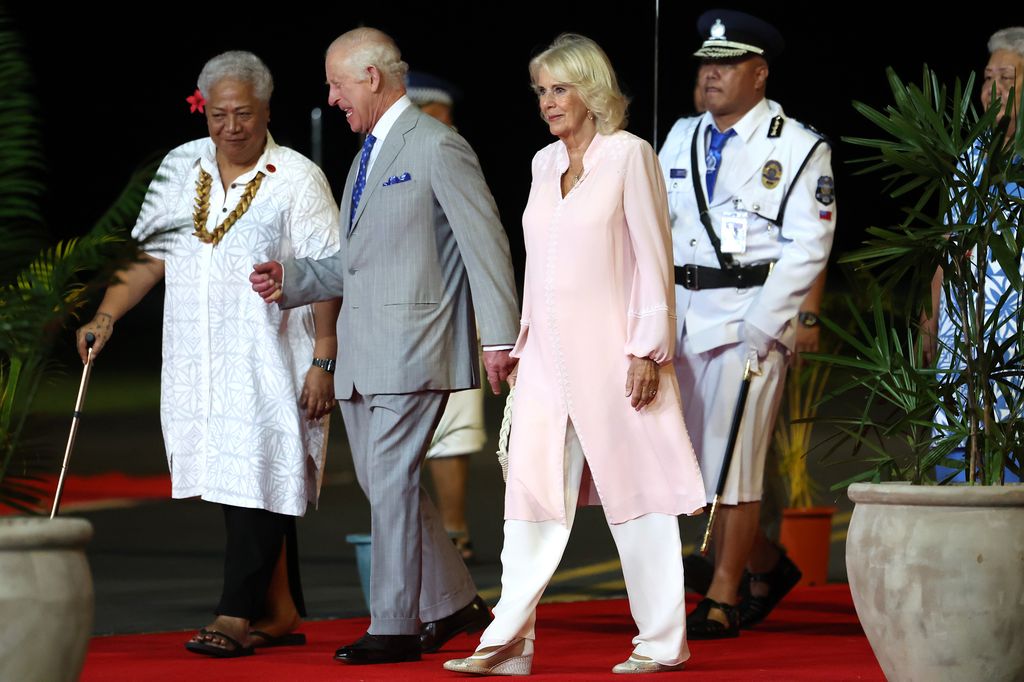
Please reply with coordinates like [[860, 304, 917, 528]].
[[133, 135, 339, 516]]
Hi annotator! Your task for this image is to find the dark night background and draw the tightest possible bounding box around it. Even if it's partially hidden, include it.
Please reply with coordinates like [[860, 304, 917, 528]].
[[5, 2, 1012, 365]]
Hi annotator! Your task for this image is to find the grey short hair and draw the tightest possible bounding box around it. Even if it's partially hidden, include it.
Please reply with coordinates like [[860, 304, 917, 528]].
[[988, 27, 1024, 58], [529, 33, 629, 135], [328, 28, 409, 88], [197, 51, 274, 102]]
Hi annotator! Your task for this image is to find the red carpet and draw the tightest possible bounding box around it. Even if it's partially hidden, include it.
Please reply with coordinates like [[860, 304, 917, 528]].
[[82, 585, 883, 681], [0, 473, 170, 515]]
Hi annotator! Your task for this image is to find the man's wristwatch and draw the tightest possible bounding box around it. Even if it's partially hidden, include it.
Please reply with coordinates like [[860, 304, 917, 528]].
[[312, 357, 336, 374], [798, 311, 820, 328]]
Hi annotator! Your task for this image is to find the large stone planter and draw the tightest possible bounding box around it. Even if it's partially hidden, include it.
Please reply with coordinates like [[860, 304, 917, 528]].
[[846, 482, 1024, 682], [0, 517, 94, 682]]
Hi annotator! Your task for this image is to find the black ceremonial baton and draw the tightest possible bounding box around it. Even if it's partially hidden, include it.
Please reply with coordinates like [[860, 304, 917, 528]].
[[700, 358, 753, 554]]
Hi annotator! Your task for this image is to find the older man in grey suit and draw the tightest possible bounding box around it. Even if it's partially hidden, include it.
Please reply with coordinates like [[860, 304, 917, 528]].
[[251, 28, 519, 665]]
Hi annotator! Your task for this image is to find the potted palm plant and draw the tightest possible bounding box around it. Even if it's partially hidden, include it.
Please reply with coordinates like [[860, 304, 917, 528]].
[[0, 12, 156, 681], [811, 64, 1024, 682]]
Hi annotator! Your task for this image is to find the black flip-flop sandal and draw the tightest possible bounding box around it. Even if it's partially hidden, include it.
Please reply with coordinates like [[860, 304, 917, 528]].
[[185, 629, 255, 658]]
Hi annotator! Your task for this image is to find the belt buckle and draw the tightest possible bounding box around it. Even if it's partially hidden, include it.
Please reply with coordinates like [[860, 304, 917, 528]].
[[683, 264, 699, 290]]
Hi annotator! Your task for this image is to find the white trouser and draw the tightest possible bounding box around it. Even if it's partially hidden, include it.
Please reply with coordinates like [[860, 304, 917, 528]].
[[479, 422, 688, 666]]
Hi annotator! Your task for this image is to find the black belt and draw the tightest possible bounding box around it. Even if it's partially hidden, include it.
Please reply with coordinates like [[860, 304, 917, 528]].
[[674, 263, 773, 290]]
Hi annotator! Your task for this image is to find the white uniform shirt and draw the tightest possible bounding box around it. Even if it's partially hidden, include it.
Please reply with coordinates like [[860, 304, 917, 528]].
[[133, 134, 339, 516], [659, 99, 836, 354]]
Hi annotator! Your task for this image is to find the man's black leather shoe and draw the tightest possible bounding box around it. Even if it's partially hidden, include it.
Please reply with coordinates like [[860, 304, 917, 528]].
[[420, 594, 493, 653], [334, 633, 421, 664]]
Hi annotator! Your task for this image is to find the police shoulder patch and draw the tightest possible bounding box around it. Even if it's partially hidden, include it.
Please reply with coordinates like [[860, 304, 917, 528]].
[[815, 176, 835, 205]]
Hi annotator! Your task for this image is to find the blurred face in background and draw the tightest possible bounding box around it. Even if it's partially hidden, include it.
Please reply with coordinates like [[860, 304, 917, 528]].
[[981, 49, 1024, 140], [420, 101, 454, 126]]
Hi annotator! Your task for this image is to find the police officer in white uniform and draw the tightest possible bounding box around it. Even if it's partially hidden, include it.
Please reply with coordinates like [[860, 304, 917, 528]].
[[659, 10, 836, 639]]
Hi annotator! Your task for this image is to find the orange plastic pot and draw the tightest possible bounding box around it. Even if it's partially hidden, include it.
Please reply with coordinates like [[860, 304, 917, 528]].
[[779, 506, 836, 586]]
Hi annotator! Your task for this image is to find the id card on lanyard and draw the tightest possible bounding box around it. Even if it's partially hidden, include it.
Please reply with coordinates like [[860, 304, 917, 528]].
[[720, 211, 749, 254]]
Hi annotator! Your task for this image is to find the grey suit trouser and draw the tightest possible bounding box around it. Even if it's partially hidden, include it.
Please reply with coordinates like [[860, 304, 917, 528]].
[[340, 389, 477, 634]]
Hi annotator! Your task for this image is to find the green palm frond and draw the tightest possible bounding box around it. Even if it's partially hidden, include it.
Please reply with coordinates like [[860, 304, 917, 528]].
[[0, 13, 46, 281], [0, 9, 160, 512], [823, 65, 1024, 486]]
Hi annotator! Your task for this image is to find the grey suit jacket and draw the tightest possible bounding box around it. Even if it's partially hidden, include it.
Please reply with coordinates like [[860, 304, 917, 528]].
[[280, 106, 520, 399]]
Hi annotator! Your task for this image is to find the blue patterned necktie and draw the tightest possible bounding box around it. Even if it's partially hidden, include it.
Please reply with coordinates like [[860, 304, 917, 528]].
[[705, 128, 736, 202], [349, 133, 377, 231]]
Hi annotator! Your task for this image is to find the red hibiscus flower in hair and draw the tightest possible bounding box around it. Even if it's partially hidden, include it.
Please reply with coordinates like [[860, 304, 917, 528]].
[[186, 88, 206, 114]]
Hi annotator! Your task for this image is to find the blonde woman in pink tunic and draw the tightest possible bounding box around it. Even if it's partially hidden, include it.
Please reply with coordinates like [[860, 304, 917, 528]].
[[444, 34, 706, 677]]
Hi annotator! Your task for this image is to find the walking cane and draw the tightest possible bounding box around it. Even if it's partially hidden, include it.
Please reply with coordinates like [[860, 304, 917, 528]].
[[700, 358, 753, 554], [50, 332, 96, 519]]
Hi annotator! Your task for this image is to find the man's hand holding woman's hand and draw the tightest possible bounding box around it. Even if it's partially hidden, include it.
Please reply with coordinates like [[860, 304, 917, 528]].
[[250, 261, 284, 302]]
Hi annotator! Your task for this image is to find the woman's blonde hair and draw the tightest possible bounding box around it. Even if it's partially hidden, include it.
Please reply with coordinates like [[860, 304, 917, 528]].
[[529, 33, 629, 134]]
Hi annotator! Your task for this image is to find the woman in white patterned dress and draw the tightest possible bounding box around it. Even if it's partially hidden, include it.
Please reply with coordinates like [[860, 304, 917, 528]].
[[76, 51, 341, 657], [922, 27, 1023, 483]]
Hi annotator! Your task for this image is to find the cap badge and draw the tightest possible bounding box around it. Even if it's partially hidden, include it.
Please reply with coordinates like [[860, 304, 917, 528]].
[[710, 19, 727, 40]]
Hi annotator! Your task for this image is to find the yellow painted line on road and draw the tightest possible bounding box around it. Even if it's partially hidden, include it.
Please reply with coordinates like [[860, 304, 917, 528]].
[[479, 585, 502, 601], [582, 578, 627, 593], [540, 592, 614, 604], [831, 510, 851, 544]]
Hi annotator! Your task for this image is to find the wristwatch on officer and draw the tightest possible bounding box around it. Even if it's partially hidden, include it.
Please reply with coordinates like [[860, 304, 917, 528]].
[[312, 357, 336, 374], [798, 311, 820, 328]]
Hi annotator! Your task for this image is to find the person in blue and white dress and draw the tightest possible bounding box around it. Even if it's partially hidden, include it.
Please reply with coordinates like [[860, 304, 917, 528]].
[[77, 51, 341, 657], [922, 26, 1023, 483]]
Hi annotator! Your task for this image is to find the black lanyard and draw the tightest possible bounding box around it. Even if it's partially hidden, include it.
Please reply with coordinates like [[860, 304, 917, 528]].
[[690, 124, 736, 270]]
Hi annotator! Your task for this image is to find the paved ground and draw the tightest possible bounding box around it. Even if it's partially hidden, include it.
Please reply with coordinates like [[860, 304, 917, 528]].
[[26, 367, 865, 636]]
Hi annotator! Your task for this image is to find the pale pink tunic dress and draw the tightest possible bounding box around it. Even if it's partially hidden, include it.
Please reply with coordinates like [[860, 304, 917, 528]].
[[505, 131, 706, 525]]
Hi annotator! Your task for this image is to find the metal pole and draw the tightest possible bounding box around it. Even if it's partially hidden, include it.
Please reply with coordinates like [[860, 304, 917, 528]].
[[50, 333, 95, 518], [311, 107, 323, 169], [653, 0, 660, 147]]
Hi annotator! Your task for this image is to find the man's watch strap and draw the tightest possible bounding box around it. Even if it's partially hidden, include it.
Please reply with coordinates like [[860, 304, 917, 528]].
[[312, 357, 336, 374]]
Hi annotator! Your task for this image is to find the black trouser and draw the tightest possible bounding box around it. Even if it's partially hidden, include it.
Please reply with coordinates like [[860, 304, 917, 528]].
[[216, 505, 306, 621]]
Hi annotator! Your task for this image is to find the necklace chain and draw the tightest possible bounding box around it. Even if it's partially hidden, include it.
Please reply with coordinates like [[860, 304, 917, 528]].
[[567, 163, 584, 188]]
